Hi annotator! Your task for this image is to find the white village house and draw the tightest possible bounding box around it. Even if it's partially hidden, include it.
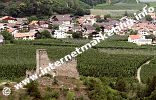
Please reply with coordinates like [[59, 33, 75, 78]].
[[128, 35, 152, 45], [13, 30, 37, 40], [0, 16, 17, 23], [49, 15, 73, 39]]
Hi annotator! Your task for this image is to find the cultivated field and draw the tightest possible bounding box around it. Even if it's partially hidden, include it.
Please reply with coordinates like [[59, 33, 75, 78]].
[[93, 3, 145, 10], [1, 37, 156, 84], [90, 9, 138, 16]]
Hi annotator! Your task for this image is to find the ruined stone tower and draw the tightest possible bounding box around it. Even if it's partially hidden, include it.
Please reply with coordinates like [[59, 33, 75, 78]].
[[36, 49, 79, 79], [36, 49, 50, 75]]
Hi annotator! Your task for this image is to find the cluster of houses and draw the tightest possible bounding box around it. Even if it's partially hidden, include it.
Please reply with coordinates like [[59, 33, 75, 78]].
[[0, 13, 156, 45], [128, 21, 156, 45]]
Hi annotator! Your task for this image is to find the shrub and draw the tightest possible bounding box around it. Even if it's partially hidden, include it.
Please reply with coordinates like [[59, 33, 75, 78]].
[[61, 86, 69, 96], [36, 30, 52, 39], [66, 91, 75, 100], [76, 95, 85, 100], [72, 31, 83, 39], [25, 81, 41, 99], [104, 14, 111, 20], [115, 77, 127, 92], [0, 30, 14, 42], [43, 91, 59, 100], [28, 16, 38, 22], [19, 92, 32, 100]]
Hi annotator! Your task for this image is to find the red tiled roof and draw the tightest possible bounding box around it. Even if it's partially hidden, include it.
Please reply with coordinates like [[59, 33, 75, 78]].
[[129, 35, 142, 40], [14, 32, 36, 38]]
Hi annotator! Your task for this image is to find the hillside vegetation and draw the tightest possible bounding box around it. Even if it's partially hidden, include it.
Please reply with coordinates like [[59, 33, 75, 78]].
[[0, 0, 91, 17]]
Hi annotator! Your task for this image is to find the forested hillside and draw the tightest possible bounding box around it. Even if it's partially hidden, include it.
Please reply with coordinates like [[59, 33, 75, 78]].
[[0, 0, 91, 17], [80, 0, 106, 6]]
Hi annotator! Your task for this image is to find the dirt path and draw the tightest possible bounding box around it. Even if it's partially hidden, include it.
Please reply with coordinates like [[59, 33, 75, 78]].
[[137, 60, 150, 83]]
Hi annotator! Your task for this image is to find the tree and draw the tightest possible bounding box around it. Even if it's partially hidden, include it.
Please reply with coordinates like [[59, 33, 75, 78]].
[[148, 90, 156, 100], [72, 31, 83, 39], [129, 30, 138, 35], [115, 77, 126, 92], [93, 24, 101, 32], [0, 30, 14, 42], [74, 8, 85, 16], [66, 91, 75, 100], [104, 14, 111, 20], [83, 77, 107, 100], [48, 24, 59, 30], [6, 3, 18, 17], [43, 90, 59, 100], [145, 76, 156, 97], [96, 15, 104, 23], [35, 30, 52, 39], [28, 16, 38, 22], [95, 26, 101, 32], [145, 34, 155, 41], [145, 15, 153, 21], [25, 81, 41, 99], [0, 0, 90, 17]]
